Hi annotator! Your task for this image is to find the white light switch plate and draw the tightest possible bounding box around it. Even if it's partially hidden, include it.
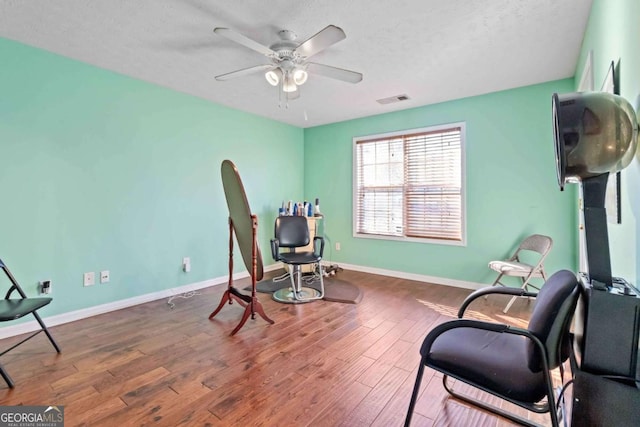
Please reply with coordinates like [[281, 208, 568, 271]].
[[84, 272, 95, 286]]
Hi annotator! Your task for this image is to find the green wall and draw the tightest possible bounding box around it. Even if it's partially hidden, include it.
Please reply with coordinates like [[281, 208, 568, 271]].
[[0, 38, 304, 318], [2, 12, 601, 324], [304, 79, 577, 284], [575, 0, 640, 284]]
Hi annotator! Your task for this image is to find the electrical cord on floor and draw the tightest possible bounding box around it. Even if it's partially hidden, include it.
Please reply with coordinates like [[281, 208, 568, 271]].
[[303, 270, 322, 285], [271, 270, 291, 283], [167, 290, 200, 309], [273, 263, 340, 287], [555, 378, 574, 427]]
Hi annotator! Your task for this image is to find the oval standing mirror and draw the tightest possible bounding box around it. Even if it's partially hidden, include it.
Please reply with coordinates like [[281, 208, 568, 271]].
[[221, 160, 264, 281]]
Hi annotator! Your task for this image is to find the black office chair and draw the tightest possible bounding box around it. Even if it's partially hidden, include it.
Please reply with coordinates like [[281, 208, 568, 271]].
[[0, 258, 61, 388], [405, 269, 579, 427], [270, 216, 325, 303]]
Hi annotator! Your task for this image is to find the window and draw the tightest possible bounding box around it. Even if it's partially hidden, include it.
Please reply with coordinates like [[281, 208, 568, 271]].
[[353, 123, 465, 244]]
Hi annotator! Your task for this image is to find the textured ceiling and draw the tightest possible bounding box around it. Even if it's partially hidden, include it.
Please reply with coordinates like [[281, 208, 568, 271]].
[[0, 0, 593, 128]]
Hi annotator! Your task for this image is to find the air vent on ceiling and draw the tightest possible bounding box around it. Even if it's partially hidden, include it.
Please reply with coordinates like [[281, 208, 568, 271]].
[[376, 94, 411, 105]]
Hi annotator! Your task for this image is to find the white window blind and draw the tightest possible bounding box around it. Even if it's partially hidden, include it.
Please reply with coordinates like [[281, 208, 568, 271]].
[[354, 125, 464, 242]]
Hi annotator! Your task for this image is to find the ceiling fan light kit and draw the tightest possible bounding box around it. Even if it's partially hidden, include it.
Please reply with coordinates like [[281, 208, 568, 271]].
[[282, 74, 297, 93], [264, 66, 307, 91], [293, 69, 308, 85], [213, 25, 362, 104], [265, 69, 281, 86]]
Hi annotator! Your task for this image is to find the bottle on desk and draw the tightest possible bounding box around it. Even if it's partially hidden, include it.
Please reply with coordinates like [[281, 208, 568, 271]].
[[314, 198, 323, 217]]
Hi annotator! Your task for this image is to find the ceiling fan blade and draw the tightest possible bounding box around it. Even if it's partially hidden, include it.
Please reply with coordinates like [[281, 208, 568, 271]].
[[215, 64, 274, 81], [306, 62, 363, 83], [213, 27, 277, 57], [294, 25, 346, 59]]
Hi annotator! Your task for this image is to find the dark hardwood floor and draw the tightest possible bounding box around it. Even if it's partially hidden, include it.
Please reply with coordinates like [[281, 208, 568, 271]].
[[0, 270, 561, 426]]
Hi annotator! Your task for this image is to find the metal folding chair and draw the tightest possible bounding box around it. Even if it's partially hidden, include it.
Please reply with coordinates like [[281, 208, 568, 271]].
[[488, 234, 553, 313], [0, 258, 61, 387]]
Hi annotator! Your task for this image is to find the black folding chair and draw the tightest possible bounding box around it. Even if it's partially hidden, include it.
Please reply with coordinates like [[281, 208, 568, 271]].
[[0, 258, 61, 387]]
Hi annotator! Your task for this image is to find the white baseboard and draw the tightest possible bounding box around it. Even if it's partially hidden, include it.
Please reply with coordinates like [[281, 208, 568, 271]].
[[335, 262, 485, 290], [0, 262, 480, 339], [0, 264, 283, 340]]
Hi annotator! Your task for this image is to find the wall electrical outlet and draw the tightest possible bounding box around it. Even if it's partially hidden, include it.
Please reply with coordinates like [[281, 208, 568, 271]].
[[100, 270, 110, 284], [40, 280, 51, 294], [182, 257, 191, 273], [83, 272, 95, 287]]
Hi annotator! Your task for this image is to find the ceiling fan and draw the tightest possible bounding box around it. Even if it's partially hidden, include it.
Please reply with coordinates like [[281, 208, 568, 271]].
[[213, 25, 363, 98]]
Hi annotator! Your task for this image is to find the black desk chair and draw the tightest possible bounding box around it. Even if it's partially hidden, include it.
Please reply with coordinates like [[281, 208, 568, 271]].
[[405, 269, 579, 427], [270, 216, 325, 303], [0, 258, 61, 388]]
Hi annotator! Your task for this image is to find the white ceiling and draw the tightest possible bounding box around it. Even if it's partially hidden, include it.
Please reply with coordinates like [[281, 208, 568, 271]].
[[0, 0, 592, 128]]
